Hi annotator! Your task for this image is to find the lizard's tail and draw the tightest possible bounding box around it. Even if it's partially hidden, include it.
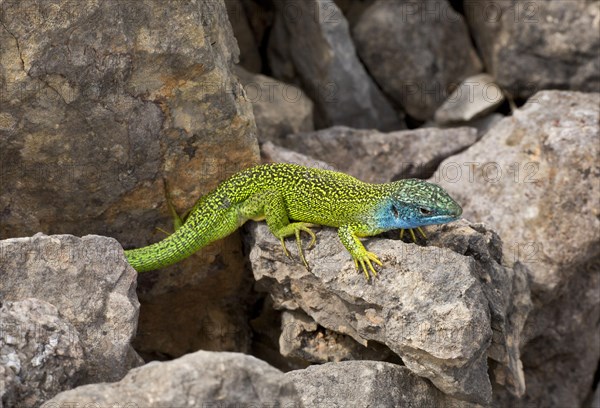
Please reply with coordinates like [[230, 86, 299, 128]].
[[124, 220, 208, 272], [124, 194, 242, 272]]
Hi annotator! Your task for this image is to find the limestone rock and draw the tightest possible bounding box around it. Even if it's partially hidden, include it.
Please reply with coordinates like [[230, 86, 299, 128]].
[[434, 91, 600, 407], [0, 299, 85, 408], [279, 310, 393, 363], [268, 0, 403, 130], [236, 66, 314, 144], [248, 220, 531, 404], [45, 351, 303, 407], [278, 126, 478, 182], [435, 74, 505, 125], [0, 234, 141, 386], [286, 360, 481, 408], [353, 0, 482, 120], [465, 1, 600, 99], [0, 0, 259, 361], [261, 141, 334, 170]]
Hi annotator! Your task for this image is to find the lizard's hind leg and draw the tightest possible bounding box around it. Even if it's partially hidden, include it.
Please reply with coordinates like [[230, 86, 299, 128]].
[[238, 190, 317, 268]]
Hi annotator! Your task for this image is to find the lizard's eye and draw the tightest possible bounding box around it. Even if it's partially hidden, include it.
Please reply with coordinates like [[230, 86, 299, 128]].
[[391, 204, 399, 218], [419, 207, 432, 215]]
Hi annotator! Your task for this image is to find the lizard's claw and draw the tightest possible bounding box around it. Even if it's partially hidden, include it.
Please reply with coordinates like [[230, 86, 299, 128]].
[[400, 227, 427, 242], [279, 238, 291, 258], [353, 251, 383, 281], [295, 223, 317, 268]]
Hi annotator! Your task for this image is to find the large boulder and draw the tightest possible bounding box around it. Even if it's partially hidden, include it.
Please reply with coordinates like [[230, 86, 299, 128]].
[[465, 1, 600, 99], [268, 0, 403, 130], [353, 0, 482, 120], [45, 351, 303, 407], [248, 219, 531, 405], [0, 0, 259, 362], [0, 234, 141, 406], [435, 91, 600, 407]]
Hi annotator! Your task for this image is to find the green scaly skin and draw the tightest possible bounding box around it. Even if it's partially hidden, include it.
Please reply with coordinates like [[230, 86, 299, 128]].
[[125, 163, 462, 279]]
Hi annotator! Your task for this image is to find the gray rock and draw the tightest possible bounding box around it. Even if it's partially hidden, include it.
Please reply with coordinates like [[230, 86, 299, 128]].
[[279, 310, 393, 363], [261, 141, 334, 170], [465, 1, 600, 99], [236, 66, 314, 144], [278, 126, 478, 182], [435, 74, 505, 125], [45, 351, 303, 407], [268, 0, 403, 130], [286, 360, 481, 408], [353, 0, 482, 120], [0, 0, 259, 362], [248, 219, 531, 404], [0, 299, 85, 408], [434, 91, 600, 407], [0, 234, 141, 386]]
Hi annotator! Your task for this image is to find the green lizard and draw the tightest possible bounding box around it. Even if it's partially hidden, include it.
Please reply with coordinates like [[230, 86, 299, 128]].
[[125, 163, 462, 279]]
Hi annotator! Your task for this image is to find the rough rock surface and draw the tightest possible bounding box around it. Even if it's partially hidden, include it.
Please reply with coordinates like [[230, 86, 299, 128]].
[[466, 1, 600, 99], [45, 351, 303, 407], [268, 0, 403, 130], [279, 309, 393, 363], [435, 74, 505, 125], [278, 126, 478, 182], [235, 66, 314, 144], [434, 91, 600, 407], [248, 220, 531, 404], [261, 141, 334, 170], [0, 234, 141, 387], [353, 0, 482, 120], [0, 0, 259, 361], [0, 299, 85, 408], [286, 360, 480, 408]]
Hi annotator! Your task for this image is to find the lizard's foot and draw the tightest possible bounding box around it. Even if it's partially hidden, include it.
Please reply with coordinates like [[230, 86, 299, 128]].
[[353, 251, 383, 281], [275, 222, 318, 268], [400, 227, 427, 242]]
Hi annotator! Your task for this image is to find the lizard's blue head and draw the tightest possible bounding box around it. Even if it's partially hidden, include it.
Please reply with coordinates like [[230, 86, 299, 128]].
[[374, 179, 462, 230]]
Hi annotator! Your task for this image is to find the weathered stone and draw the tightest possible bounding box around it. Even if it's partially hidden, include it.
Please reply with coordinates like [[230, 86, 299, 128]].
[[353, 0, 482, 120], [261, 141, 333, 170], [248, 219, 531, 404], [44, 351, 303, 407], [286, 360, 481, 408], [0, 234, 141, 386], [279, 310, 393, 363], [0, 0, 259, 361], [434, 91, 600, 407], [465, 1, 600, 99], [268, 0, 403, 130], [435, 74, 505, 124], [236, 66, 314, 144], [278, 126, 478, 182], [0, 299, 85, 408]]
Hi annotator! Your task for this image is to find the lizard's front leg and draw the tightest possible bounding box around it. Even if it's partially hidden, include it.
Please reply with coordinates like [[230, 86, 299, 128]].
[[238, 190, 317, 267], [337, 225, 382, 280]]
